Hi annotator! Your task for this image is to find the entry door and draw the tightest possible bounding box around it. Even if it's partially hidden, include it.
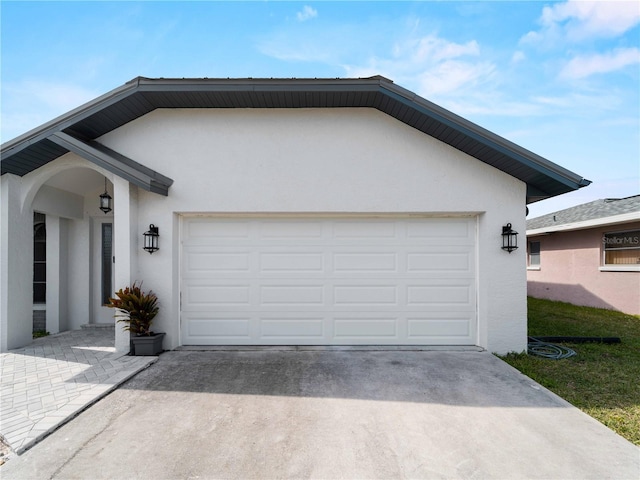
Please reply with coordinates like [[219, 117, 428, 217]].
[[92, 217, 114, 324]]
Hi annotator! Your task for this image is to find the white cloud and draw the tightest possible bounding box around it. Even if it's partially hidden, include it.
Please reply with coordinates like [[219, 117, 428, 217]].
[[342, 33, 547, 120], [560, 48, 640, 79], [416, 60, 495, 96], [0, 113, 49, 143], [519, 30, 542, 46], [399, 35, 480, 63], [542, 1, 640, 40], [344, 33, 492, 96], [511, 51, 526, 63], [296, 6, 317, 22], [258, 37, 332, 63], [438, 97, 544, 119], [24, 81, 98, 112], [532, 91, 624, 111], [1, 80, 99, 141], [523, 0, 640, 44]]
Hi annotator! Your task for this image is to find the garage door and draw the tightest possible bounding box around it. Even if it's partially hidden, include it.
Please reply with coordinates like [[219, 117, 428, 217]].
[[180, 216, 476, 345]]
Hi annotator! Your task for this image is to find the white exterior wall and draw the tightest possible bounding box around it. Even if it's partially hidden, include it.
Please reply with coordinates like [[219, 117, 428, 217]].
[[96, 108, 527, 354], [1, 174, 33, 350], [65, 212, 90, 330], [45, 215, 61, 334], [1, 108, 527, 353], [0, 157, 127, 351], [113, 179, 139, 353], [33, 185, 84, 220], [58, 217, 70, 332]]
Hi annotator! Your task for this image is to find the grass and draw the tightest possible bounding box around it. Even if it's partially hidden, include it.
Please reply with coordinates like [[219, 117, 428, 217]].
[[32, 330, 50, 338], [500, 297, 640, 446]]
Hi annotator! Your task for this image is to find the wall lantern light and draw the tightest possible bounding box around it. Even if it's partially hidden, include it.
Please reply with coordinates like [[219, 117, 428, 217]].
[[501, 223, 518, 253], [143, 224, 159, 254], [99, 178, 112, 214]]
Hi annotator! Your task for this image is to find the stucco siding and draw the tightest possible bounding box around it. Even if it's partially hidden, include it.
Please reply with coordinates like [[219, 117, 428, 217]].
[[1, 107, 529, 354], [527, 222, 640, 315], [98, 108, 527, 354], [1, 174, 33, 350]]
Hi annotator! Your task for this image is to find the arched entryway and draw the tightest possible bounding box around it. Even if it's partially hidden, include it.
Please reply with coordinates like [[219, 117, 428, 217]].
[[28, 166, 116, 336]]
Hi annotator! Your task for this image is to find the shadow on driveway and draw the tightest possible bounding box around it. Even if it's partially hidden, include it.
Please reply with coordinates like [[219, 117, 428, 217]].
[[2, 349, 638, 480], [126, 349, 559, 407]]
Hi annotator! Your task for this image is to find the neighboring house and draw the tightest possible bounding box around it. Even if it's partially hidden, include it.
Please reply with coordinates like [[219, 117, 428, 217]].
[[527, 195, 640, 315], [0, 76, 591, 355]]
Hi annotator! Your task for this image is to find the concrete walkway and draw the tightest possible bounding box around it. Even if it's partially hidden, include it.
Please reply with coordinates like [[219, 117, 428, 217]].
[[0, 326, 156, 455], [2, 349, 639, 479]]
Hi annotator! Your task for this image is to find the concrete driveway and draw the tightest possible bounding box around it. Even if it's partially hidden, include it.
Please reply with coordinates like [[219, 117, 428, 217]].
[[2, 349, 638, 479]]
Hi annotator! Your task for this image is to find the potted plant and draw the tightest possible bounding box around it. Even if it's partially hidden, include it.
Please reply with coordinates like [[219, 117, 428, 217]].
[[107, 282, 165, 355]]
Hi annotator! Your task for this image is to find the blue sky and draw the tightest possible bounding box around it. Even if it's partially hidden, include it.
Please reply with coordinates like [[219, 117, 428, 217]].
[[2, 1, 638, 218]]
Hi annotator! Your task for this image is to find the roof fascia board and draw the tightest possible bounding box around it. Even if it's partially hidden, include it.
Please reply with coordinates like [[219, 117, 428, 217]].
[[1, 79, 141, 157], [2, 76, 590, 202], [135, 77, 384, 89], [68, 131, 174, 187], [0, 77, 384, 157], [527, 212, 640, 236], [134, 78, 384, 97], [526, 185, 549, 204], [378, 82, 590, 191], [47, 131, 172, 196]]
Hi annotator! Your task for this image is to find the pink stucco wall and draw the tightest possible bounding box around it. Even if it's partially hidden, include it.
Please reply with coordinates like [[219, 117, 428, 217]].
[[527, 221, 640, 315]]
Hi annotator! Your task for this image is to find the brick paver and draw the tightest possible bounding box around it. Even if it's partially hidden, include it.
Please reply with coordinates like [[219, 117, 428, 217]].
[[0, 327, 156, 454]]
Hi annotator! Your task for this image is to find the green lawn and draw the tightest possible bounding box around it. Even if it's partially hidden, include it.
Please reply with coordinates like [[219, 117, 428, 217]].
[[501, 297, 640, 446]]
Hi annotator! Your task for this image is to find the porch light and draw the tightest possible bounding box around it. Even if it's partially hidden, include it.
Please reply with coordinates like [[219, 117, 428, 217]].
[[143, 224, 159, 254], [501, 223, 518, 253], [99, 178, 112, 214]]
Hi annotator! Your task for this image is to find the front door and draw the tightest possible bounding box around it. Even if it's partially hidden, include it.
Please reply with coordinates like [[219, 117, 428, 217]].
[[92, 217, 114, 324]]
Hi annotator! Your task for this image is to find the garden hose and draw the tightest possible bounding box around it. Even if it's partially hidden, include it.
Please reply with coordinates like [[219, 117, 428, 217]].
[[527, 336, 576, 359]]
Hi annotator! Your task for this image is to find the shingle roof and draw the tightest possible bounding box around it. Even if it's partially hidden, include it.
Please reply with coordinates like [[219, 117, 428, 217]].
[[527, 195, 640, 231], [1, 76, 591, 203]]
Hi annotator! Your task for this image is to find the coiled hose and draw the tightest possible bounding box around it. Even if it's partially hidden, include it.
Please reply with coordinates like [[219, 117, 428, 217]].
[[528, 336, 576, 359]]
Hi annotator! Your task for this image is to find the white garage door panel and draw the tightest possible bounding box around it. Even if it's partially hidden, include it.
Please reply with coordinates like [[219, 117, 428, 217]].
[[261, 284, 325, 305], [334, 253, 398, 272], [181, 217, 477, 345], [410, 320, 470, 337], [186, 252, 250, 273], [186, 315, 251, 337], [261, 317, 325, 338], [407, 280, 475, 306], [261, 253, 324, 272]]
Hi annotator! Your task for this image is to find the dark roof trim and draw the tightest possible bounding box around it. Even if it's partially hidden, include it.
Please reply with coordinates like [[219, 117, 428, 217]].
[[48, 131, 173, 196], [1, 76, 591, 203], [3, 81, 140, 158], [379, 83, 590, 192]]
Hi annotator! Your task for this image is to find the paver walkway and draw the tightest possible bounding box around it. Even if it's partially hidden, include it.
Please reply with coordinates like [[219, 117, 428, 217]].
[[0, 326, 157, 455]]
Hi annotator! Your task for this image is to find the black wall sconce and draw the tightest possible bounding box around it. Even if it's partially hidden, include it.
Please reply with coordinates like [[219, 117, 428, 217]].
[[501, 223, 518, 253], [143, 224, 159, 254], [99, 178, 112, 214]]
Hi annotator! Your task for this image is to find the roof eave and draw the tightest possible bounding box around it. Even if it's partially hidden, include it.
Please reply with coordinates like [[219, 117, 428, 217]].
[[48, 131, 173, 196], [1, 78, 141, 156], [527, 211, 640, 235], [379, 81, 591, 195], [1, 76, 590, 201]]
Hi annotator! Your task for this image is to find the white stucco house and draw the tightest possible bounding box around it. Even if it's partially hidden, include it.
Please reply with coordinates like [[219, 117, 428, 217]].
[[0, 76, 591, 355]]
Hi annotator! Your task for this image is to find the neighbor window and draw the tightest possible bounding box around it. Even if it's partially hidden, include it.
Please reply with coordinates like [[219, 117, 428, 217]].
[[603, 229, 640, 265], [528, 241, 541, 267]]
